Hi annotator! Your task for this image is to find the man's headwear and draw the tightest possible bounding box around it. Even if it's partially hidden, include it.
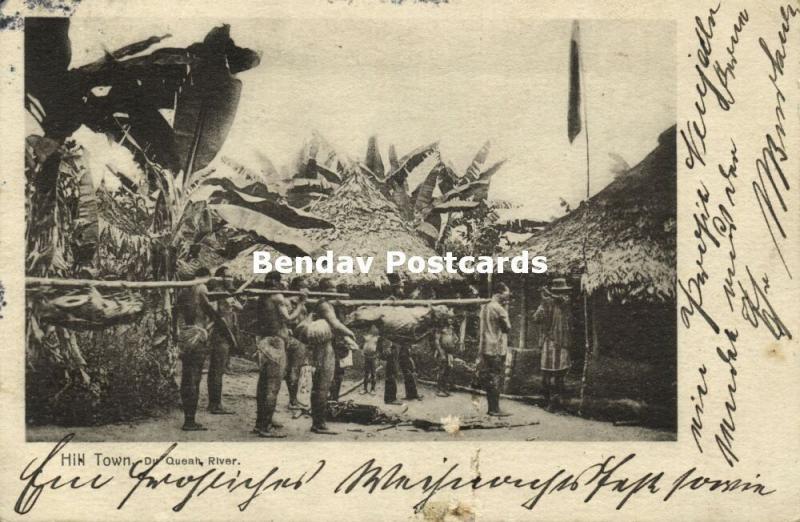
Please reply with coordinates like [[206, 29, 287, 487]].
[[549, 277, 573, 293]]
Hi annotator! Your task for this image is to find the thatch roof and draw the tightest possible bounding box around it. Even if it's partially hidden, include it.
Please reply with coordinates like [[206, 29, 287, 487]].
[[219, 243, 283, 281], [302, 170, 461, 289], [510, 126, 676, 302]]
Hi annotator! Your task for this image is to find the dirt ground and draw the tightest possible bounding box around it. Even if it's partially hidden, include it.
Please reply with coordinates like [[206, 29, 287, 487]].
[[27, 359, 674, 443]]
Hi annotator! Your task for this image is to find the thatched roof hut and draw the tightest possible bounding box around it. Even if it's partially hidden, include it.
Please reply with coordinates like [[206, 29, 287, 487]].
[[218, 243, 283, 281], [511, 125, 676, 302], [301, 170, 461, 289]]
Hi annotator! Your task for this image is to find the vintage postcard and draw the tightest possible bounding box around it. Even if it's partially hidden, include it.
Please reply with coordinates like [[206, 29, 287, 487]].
[[0, 0, 797, 520]]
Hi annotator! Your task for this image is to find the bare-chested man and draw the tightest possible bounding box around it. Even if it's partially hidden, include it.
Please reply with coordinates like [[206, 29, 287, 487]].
[[296, 278, 357, 435], [285, 276, 310, 411], [175, 267, 237, 431], [253, 271, 306, 438], [207, 266, 243, 414]]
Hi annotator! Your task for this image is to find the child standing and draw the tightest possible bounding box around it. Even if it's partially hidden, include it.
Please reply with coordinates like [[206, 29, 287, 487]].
[[433, 317, 459, 397], [361, 325, 379, 394]]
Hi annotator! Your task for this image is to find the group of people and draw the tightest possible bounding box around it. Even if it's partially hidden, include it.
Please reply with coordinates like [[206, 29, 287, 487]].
[[174, 268, 576, 437], [175, 268, 354, 436]]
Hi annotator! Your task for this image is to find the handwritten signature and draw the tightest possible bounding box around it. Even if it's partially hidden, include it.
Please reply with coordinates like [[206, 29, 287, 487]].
[[752, 3, 797, 278]]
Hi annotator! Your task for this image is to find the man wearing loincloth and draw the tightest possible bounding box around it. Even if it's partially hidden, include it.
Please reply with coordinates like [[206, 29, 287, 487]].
[[383, 279, 423, 405], [533, 278, 574, 411], [175, 267, 238, 431], [285, 276, 310, 411], [296, 278, 357, 435], [207, 266, 243, 415], [253, 272, 306, 438]]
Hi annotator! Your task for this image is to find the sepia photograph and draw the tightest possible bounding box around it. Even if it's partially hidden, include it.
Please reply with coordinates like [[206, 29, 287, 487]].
[[23, 16, 676, 443]]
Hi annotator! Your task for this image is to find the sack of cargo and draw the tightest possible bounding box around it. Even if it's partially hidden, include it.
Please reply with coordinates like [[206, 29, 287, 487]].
[[178, 324, 211, 358], [346, 305, 453, 342], [295, 317, 333, 345], [35, 287, 145, 330]]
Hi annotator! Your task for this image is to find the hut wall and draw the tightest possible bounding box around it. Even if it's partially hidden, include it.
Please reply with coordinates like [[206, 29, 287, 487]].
[[503, 274, 675, 420]]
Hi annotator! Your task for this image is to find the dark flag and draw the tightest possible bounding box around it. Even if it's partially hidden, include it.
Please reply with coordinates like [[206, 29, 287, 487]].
[[567, 20, 582, 143]]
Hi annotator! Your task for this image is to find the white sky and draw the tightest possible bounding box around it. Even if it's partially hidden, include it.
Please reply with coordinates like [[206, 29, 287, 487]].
[[69, 17, 675, 220]]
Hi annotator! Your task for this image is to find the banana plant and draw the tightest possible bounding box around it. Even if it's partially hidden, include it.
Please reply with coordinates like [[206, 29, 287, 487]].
[[25, 19, 260, 178], [287, 131, 351, 208], [357, 135, 440, 222], [412, 141, 506, 248]]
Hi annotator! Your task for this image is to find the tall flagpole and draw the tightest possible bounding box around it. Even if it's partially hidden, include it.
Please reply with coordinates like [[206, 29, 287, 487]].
[[577, 21, 592, 416]]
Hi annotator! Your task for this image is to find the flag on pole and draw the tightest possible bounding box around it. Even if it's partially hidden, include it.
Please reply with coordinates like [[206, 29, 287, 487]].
[[567, 20, 582, 143]]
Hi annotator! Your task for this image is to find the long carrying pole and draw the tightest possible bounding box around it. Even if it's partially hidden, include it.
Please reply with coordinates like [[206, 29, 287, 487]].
[[26, 276, 350, 298], [577, 20, 592, 416], [210, 295, 490, 307], [26, 276, 226, 289]]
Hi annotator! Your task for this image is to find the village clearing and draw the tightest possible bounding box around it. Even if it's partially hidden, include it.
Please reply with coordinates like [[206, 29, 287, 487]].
[[27, 358, 674, 443]]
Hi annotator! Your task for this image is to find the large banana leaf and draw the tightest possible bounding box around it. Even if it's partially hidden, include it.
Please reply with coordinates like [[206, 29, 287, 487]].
[[304, 158, 342, 184], [432, 199, 481, 213], [441, 180, 491, 202], [386, 141, 439, 186], [388, 144, 399, 171], [289, 178, 336, 194], [364, 135, 385, 179], [28, 20, 260, 178], [416, 212, 443, 247], [294, 130, 348, 185], [464, 140, 491, 181], [477, 159, 507, 182], [416, 221, 440, 242], [24, 18, 77, 140], [59, 145, 98, 266], [209, 204, 316, 257], [412, 168, 440, 218], [433, 161, 460, 195], [172, 64, 243, 175], [388, 179, 413, 221], [206, 178, 334, 230], [204, 176, 271, 199], [382, 142, 439, 220]]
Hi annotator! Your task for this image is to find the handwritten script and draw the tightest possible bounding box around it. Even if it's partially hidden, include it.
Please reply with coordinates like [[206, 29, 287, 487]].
[[680, 1, 795, 469], [14, 436, 776, 516]]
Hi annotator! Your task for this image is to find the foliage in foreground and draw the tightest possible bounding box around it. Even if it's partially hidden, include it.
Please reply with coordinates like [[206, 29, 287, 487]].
[[27, 309, 176, 426]]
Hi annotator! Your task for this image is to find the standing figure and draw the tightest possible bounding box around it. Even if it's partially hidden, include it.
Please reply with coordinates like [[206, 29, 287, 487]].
[[207, 267, 242, 415], [296, 278, 357, 435], [383, 280, 423, 405], [361, 325, 379, 394], [285, 276, 310, 411], [328, 340, 347, 401], [533, 278, 574, 411], [253, 272, 306, 438], [433, 316, 459, 397], [477, 282, 512, 417], [175, 267, 237, 431], [327, 283, 350, 401]]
